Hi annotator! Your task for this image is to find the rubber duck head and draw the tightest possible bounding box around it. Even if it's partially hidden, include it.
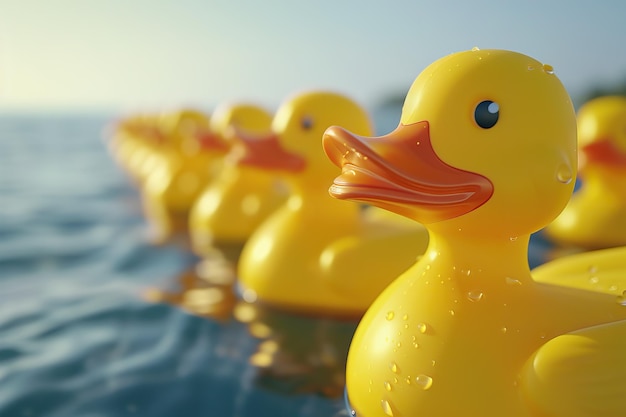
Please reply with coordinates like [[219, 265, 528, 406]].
[[324, 49, 577, 240], [158, 108, 227, 158], [543, 95, 626, 249], [210, 102, 274, 144], [577, 95, 626, 173], [237, 91, 373, 190]]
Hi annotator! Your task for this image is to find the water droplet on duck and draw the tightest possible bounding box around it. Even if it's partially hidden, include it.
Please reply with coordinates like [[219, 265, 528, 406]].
[[472, 46, 480, 51], [505, 277, 522, 286], [501, 327, 508, 334], [527, 65, 535, 71], [389, 362, 398, 373], [509, 236, 518, 242], [467, 290, 484, 302], [589, 276, 599, 285], [386, 311, 395, 321], [543, 64, 555, 74], [381, 399, 395, 416], [415, 374, 433, 390], [556, 164, 573, 184], [384, 381, 392, 391], [588, 265, 598, 274], [417, 322, 428, 333], [405, 376, 412, 384], [449, 309, 455, 316], [402, 314, 409, 321], [617, 291, 626, 306]]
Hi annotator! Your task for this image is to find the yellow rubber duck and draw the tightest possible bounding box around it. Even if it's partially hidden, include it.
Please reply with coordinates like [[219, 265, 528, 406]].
[[323, 49, 626, 417], [107, 112, 165, 184], [188, 103, 288, 253], [545, 95, 626, 249], [236, 91, 429, 318], [140, 108, 230, 243]]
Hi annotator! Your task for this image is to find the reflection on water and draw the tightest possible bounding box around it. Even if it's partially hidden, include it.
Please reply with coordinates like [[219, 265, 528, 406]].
[[145, 245, 358, 399], [235, 301, 356, 398], [144, 248, 239, 321], [145, 265, 237, 321]]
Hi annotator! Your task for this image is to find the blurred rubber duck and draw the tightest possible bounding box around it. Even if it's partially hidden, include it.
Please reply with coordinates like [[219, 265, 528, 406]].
[[140, 108, 230, 243], [107, 112, 164, 184], [188, 103, 288, 253], [323, 49, 626, 417], [236, 91, 429, 318], [545, 95, 626, 249]]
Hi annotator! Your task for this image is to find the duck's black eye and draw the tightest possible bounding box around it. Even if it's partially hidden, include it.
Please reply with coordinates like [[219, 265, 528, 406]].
[[301, 116, 313, 130], [474, 100, 499, 129]]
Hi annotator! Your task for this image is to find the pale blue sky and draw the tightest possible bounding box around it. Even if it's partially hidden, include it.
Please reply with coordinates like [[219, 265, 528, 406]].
[[1, 0, 625, 113]]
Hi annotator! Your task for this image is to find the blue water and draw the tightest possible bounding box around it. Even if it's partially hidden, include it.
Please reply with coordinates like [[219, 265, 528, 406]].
[[0, 114, 359, 417], [0, 112, 559, 417]]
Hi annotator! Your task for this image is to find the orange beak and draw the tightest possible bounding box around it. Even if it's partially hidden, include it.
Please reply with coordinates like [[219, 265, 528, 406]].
[[581, 138, 626, 169], [195, 129, 229, 152], [322, 121, 493, 224], [232, 127, 306, 172]]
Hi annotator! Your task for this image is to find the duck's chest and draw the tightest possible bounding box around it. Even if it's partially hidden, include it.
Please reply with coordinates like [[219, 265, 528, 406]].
[[346, 270, 551, 416]]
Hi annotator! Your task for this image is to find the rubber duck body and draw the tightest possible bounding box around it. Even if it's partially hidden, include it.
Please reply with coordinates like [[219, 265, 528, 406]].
[[236, 91, 429, 318], [188, 103, 288, 253], [323, 49, 626, 416], [141, 109, 229, 242], [546, 95, 626, 249]]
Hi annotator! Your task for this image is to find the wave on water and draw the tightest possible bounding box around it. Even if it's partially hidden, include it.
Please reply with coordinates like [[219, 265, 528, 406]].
[[0, 114, 349, 417]]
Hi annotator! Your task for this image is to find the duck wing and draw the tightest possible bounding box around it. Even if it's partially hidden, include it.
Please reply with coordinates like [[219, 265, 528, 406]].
[[519, 320, 626, 416], [532, 246, 626, 295], [320, 218, 428, 301]]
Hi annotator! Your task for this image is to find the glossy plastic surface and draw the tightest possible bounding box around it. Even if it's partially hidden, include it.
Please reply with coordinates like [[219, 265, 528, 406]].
[[546, 96, 626, 249], [323, 49, 626, 416], [237, 91, 429, 318], [188, 104, 288, 252]]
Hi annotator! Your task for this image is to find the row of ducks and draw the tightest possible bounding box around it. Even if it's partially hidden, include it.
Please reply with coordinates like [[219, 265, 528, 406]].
[[108, 48, 626, 416], [109, 94, 432, 317]]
